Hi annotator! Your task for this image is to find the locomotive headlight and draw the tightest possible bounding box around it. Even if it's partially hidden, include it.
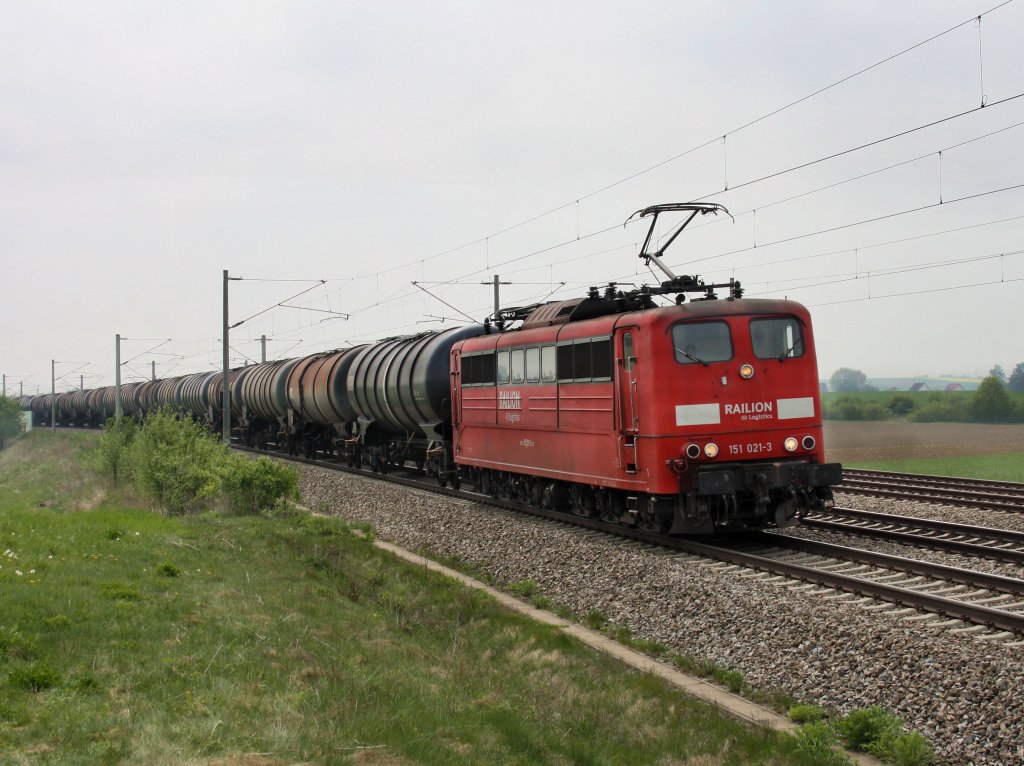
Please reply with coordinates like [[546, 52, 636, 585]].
[[802, 435, 816, 450], [784, 436, 799, 452], [685, 443, 702, 459], [739, 363, 754, 379], [704, 442, 719, 458]]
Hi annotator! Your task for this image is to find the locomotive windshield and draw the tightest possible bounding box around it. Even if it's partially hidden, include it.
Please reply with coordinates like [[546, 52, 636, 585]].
[[750, 317, 804, 360], [672, 321, 733, 365]]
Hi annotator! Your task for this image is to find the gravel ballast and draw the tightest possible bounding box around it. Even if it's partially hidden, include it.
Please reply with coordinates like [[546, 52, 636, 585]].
[[300, 466, 1024, 766]]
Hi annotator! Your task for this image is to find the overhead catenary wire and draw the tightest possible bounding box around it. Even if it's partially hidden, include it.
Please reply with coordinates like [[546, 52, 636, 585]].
[[307, 2, 1017, 286], [35, 4, 1024, 391]]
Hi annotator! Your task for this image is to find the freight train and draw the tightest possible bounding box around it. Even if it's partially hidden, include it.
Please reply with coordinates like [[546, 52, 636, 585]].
[[24, 203, 842, 534]]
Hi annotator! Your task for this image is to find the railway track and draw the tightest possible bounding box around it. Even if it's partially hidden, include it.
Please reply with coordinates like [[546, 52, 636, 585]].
[[800, 506, 1024, 565], [840, 468, 1024, 513], [246, 446, 1024, 639]]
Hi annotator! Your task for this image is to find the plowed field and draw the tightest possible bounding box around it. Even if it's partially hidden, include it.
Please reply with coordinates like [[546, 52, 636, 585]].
[[823, 421, 1024, 464]]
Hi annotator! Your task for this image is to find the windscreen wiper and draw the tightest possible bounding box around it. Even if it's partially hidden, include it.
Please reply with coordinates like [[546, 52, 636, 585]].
[[675, 347, 710, 367]]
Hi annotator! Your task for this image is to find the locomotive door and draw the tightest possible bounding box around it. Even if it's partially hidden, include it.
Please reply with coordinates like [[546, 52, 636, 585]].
[[615, 328, 639, 474], [450, 350, 462, 434]]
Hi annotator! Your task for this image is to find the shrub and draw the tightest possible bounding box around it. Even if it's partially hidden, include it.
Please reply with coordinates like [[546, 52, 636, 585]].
[[885, 731, 936, 766], [130, 411, 227, 514], [508, 580, 539, 598], [788, 704, 828, 724], [713, 668, 744, 693], [906, 399, 969, 423], [789, 721, 851, 765], [887, 394, 916, 417], [835, 706, 901, 750], [221, 454, 300, 514], [0, 395, 25, 450], [88, 416, 137, 485], [970, 376, 1015, 422], [156, 561, 181, 578], [8, 662, 62, 691], [826, 396, 891, 421]]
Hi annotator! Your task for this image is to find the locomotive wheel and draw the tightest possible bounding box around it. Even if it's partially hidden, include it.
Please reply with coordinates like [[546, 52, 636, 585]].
[[480, 472, 497, 497]]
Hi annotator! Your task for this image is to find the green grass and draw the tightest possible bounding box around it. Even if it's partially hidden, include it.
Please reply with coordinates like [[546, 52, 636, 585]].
[[848, 451, 1024, 482], [0, 431, 823, 765]]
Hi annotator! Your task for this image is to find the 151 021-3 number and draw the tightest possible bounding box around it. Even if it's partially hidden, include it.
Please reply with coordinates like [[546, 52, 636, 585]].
[[728, 442, 772, 456]]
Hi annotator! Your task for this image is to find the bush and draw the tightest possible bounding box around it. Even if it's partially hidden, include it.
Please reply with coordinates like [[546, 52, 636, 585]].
[[0, 395, 25, 449], [221, 454, 300, 514], [508, 580, 539, 598], [969, 376, 1015, 422], [835, 706, 901, 751], [130, 411, 227, 514], [87, 417, 137, 485], [825, 396, 891, 421], [887, 394, 916, 417], [789, 721, 851, 765], [788, 704, 828, 723], [884, 731, 936, 766], [8, 662, 62, 691], [906, 399, 969, 423]]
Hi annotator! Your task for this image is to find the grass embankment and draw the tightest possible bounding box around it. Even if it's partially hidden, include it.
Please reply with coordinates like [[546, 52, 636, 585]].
[[1, 431, 815, 765], [848, 452, 1024, 482]]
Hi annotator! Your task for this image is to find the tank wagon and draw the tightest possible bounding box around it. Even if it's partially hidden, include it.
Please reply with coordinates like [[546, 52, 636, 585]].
[[24, 203, 841, 533]]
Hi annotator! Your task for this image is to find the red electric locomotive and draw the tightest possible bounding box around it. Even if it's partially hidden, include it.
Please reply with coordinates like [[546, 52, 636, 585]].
[[450, 203, 842, 533]]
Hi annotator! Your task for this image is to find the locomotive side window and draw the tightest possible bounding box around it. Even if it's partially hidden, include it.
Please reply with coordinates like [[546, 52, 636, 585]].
[[541, 346, 556, 383], [572, 342, 593, 380], [556, 338, 613, 382], [510, 349, 526, 384], [525, 347, 540, 383], [557, 344, 574, 382], [480, 352, 496, 384], [623, 333, 635, 371], [591, 339, 612, 380], [672, 322, 733, 365], [461, 352, 496, 386], [496, 351, 510, 385], [462, 354, 479, 385], [750, 317, 804, 360]]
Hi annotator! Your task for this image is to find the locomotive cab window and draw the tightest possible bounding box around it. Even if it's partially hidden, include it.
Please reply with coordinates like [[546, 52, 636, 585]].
[[750, 317, 804, 360], [672, 322, 733, 365]]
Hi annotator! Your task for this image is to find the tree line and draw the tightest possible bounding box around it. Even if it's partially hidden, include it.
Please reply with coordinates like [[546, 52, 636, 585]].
[[825, 370, 1024, 423], [830, 363, 1024, 393]]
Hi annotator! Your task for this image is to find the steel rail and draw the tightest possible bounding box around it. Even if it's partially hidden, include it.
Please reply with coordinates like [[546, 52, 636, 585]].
[[800, 509, 1024, 565], [816, 506, 1024, 545], [666, 537, 1024, 635], [761, 533, 1024, 595], [843, 468, 1024, 493], [841, 477, 1024, 503], [836, 482, 1024, 513]]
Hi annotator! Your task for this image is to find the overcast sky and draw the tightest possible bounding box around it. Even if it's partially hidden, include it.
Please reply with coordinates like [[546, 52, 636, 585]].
[[3, 0, 1022, 395]]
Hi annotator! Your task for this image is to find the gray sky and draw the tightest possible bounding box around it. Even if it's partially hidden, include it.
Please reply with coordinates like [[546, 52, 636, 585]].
[[3, 0, 1023, 395]]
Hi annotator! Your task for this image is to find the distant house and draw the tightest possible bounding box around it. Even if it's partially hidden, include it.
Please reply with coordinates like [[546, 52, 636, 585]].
[[944, 383, 965, 392], [909, 382, 931, 392], [819, 381, 829, 393]]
